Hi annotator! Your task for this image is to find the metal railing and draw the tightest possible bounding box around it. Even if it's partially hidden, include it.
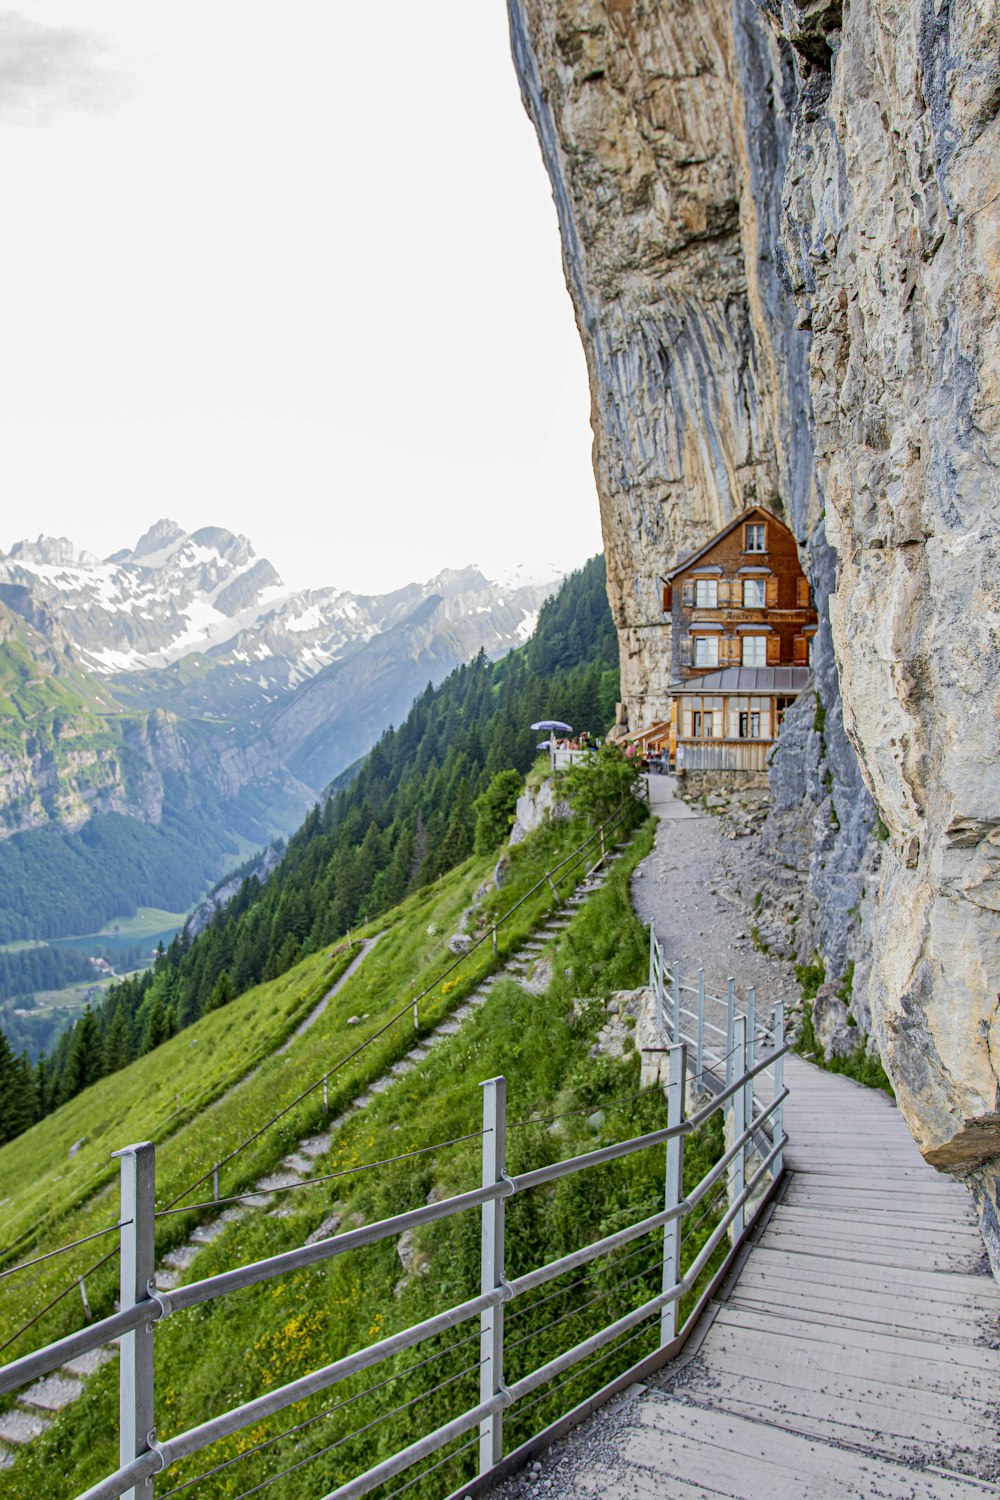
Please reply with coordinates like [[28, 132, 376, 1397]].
[[0, 1007, 788, 1500], [648, 924, 778, 1089], [0, 798, 644, 1372]]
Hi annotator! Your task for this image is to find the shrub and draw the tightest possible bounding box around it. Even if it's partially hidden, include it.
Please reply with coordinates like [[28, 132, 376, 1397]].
[[563, 743, 644, 824], [473, 770, 523, 854]]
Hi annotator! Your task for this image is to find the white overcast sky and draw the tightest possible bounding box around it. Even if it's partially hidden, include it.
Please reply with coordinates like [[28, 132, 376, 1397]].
[[0, 3, 601, 593]]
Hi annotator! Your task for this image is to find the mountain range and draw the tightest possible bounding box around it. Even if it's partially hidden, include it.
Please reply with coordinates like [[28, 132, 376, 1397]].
[[0, 521, 561, 938]]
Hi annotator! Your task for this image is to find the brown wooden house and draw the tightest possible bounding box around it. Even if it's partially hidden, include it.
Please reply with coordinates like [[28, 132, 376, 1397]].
[[661, 506, 818, 774]]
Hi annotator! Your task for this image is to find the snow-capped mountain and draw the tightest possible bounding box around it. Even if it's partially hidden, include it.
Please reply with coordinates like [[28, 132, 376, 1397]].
[[0, 519, 569, 939], [0, 522, 557, 727]]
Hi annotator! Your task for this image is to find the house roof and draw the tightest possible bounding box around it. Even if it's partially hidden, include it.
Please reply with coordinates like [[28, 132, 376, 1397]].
[[620, 720, 672, 744], [668, 667, 812, 695], [665, 506, 788, 582]]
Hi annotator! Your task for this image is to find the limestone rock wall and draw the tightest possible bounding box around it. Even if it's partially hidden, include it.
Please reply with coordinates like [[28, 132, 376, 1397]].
[[775, 0, 1000, 1263], [507, 0, 874, 1026], [509, 0, 1000, 1270]]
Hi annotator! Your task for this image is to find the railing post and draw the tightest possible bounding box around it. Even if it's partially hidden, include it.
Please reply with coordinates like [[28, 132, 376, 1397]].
[[649, 924, 655, 989], [413, 997, 419, 1030], [725, 977, 735, 1085], [661, 1042, 687, 1345], [672, 963, 681, 1043], [113, 1141, 156, 1500], [322, 1075, 329, 1113], [746, 986, 756, 1072], [656, 943, 664, 1033], [212, 1165, 219, 1203], [696, 968, 705, 1088], [492, 926, 498, 958], [730, 1017, 746, 1243], [479, 1077, 508, 1475], [773, 1000, 785, 1179]]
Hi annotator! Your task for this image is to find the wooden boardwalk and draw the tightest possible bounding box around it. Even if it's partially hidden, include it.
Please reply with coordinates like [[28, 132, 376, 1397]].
[[506, 1057, 1000, 1498]]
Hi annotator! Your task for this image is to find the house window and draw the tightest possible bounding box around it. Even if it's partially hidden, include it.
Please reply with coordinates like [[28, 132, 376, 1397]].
[[745, 523, 767, 552], [694, 579, 718, 608], [684, 697, 723, 738], [742, 635, 767, 667], [694, 635, 719, 667], [729, 697, 772, 739], [742, 578, 766, 608], [775, 696, 796, 733]]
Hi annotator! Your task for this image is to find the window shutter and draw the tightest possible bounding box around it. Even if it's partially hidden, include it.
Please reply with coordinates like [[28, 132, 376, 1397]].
[[717, 579, 731, 607], [662, 582, 672, 613], [765, 575, 779, 608], [796, 576, 811, 608], [681, 580, 694, 608], [680, 636, 692, 667], [766, 634, 781, 665], [720, 635, 739, 666], [793, 634, 809, 665]]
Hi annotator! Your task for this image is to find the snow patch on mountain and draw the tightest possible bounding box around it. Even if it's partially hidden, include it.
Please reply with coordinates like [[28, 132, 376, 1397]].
[[0, 521, 568, 741]]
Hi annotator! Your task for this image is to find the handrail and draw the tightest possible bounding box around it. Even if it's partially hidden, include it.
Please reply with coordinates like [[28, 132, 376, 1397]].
[[0, 991, 787, 1500], [0, 818, 791, 1500]]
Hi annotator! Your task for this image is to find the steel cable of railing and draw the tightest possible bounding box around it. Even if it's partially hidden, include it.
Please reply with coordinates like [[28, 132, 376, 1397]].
[[680, 1180, 729, 1247], [221, 1356, 486, 1500], [0, 951, 366, 1264], [505, 1251, 667, 1357], [159, 803, 638, 1216], [153, 1130, 489, 1220], [503, 1319, 653, 1430], [379, 1433, 480, 1500], [156, 1324, 487, 1499], [505, 1232, 660, 1329], [507, 1087, 662, 1132], [0, 1245, 118, 1358], [0, 1221, 127, 1282]]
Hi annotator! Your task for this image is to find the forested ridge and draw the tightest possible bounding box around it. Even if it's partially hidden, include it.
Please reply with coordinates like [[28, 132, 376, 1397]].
[[0, 557, 617, 1137]]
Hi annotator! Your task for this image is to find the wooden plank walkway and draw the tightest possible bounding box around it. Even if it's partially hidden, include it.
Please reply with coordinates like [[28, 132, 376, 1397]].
[[498, 1056, 1000, 1497]]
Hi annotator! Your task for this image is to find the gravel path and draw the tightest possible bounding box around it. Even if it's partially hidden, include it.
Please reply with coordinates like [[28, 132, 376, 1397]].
[[630, 776, 800, 1033], [487, 781, 1000, 1500], [489, 776, 800, 1500]]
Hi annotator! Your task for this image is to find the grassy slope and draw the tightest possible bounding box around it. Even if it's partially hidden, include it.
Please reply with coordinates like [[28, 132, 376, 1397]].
[[0, 815, 623, 1357], [1, 813, 728, 1500]]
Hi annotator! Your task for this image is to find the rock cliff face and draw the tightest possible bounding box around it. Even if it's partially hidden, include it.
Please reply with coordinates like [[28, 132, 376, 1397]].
[[509, 0, 1000, 1269]]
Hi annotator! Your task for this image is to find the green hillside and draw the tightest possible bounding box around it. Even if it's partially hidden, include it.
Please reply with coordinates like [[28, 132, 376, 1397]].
[[0, 801, 728, 1500], [0, 609, 254, 943], [13, 557, 618, 1134]]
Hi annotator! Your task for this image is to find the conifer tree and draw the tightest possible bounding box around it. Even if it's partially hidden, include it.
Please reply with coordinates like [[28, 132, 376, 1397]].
[[0, 1032, 33, 1142], [140, 994, 169, 1054], [102, 1000, 132, 1073], [204, 969, 236, 1013], [59, 1005, 104, 1105]]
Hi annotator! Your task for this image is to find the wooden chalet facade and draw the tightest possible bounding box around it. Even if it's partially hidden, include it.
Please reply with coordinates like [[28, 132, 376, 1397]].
[[661, 506, 818, 775]]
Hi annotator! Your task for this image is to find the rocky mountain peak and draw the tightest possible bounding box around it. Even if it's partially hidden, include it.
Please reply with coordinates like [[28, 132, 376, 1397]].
[[187, 526, 254, 568], [128, 517, 187, 560], [8, 535, 101, 569]]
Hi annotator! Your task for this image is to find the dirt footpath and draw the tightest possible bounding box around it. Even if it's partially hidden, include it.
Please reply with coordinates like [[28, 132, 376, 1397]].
[[629, 775, 799, 1031]]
